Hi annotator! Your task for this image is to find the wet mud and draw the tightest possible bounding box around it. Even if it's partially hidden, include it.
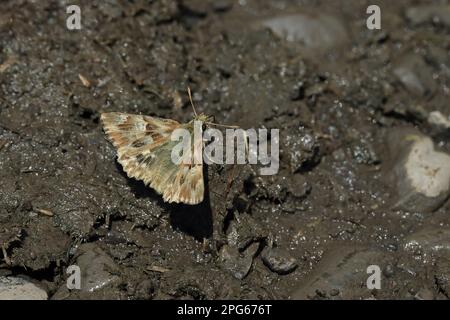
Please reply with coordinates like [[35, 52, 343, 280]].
[[1, 0, 450, 299]]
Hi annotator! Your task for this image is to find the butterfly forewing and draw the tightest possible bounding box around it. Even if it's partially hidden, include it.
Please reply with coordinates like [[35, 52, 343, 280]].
[[101, 112, 205, 205]]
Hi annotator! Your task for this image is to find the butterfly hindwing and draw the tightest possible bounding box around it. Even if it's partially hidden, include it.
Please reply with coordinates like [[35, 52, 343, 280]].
[[101, 112, 205, 204]]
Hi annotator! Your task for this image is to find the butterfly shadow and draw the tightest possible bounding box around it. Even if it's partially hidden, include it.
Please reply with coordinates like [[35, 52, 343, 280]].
[[118, 162, 214, 241]]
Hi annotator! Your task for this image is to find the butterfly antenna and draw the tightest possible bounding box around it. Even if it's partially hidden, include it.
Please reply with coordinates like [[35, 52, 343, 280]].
[[187, 87, 198, 117], [188, 87, 239, 128], [205, 122, 240, 129]]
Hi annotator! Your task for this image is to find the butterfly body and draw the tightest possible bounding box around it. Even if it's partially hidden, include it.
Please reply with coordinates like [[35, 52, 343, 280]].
[[101, 112, 212, 205]]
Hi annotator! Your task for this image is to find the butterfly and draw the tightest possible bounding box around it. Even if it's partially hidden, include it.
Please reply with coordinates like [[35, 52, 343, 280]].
[[101, 89, 235, 205]]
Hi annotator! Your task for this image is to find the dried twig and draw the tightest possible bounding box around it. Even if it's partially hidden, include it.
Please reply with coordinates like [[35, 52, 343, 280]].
[[78, 74, 91, 87], [34, 208, 54, 217], [147, 265, 171, 273], [0, 56, 17, 73]]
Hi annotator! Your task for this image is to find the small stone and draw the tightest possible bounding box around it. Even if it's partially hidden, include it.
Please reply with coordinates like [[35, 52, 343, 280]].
[[383, 265, 395, 278], [408, 287, 418, 295], [351, 141, 379, 165], [233, 195, 250, 213], [226, 214, 267, 250], [287, 174, 311, 200], [0, 276, 47, 300], [134, 279, 155, 300], [261, 247, 297, 275], [329, 288, 340, 296], [212, 0, 232, 13], [291, 247, 387, 299], [305, 83, 326, 97], [262, 14, 348, 52], [289, 82, 305, 101], [383, 264, 395, 278], [247, 175, 288, 202], [76, 243, 120, 292], [403, 227, 450, 262], [415, 288, 434, 300], [108, 244, 134, 260], [406, 5, 450, 27], [180, 0, 208, 16], [282, 126, 320, 173], [434, 256, 450, 297], [428, 111, 450, 130], [392, 54, 436, 98], [219, 245, 253, 280], [384, 129, 450, 212]]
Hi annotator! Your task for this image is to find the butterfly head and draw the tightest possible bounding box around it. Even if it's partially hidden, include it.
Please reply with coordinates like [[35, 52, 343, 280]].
[[194, 113, 214, 124]]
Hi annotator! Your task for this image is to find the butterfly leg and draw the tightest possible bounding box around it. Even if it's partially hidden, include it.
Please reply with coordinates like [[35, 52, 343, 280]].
[[225, 130, 249, 197]]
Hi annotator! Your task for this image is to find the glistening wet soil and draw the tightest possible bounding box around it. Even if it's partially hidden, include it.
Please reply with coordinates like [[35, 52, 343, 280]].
[[1, 0, 450, 299]]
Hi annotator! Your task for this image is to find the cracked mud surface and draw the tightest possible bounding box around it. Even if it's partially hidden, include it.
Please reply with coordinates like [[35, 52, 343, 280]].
[[1, 0, 450, 299]]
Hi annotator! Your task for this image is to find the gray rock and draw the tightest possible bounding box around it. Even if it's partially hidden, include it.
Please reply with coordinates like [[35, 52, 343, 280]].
[[261, 247, 297, 275], [76, 243, 120, 292], [403, 227, 450, 262], [180, 0, 208, 16], [282, 126, 320, 173], [226, 214, 267, 250], [403, 227, 450, 298], [219, 244, 254, 280], [134, 279, 155, 300], [393, 54, 436, 97], [406, 5, 450, 27], [246, 174, 311, 211], [435, 255, 450, 297], [384, 129, 450, 212], [428, 111, 450, 130], [0, 276, 47, 300], [351, 140, 379, 165], [262, 13, 348, 52], [212, 0, 232, 13], [414, 288, 435, 300], [247, 175, 288, 202], [291, 247, 385, 299], [383, 265, 395, 278]]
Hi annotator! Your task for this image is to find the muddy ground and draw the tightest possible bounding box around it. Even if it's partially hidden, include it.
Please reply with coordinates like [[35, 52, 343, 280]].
[[1, 0, 450, 299]]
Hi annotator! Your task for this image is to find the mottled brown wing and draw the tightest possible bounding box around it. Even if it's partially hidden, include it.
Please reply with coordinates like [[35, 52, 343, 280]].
[[162, 122, 204, 205], [101, 112, 204, 205]]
